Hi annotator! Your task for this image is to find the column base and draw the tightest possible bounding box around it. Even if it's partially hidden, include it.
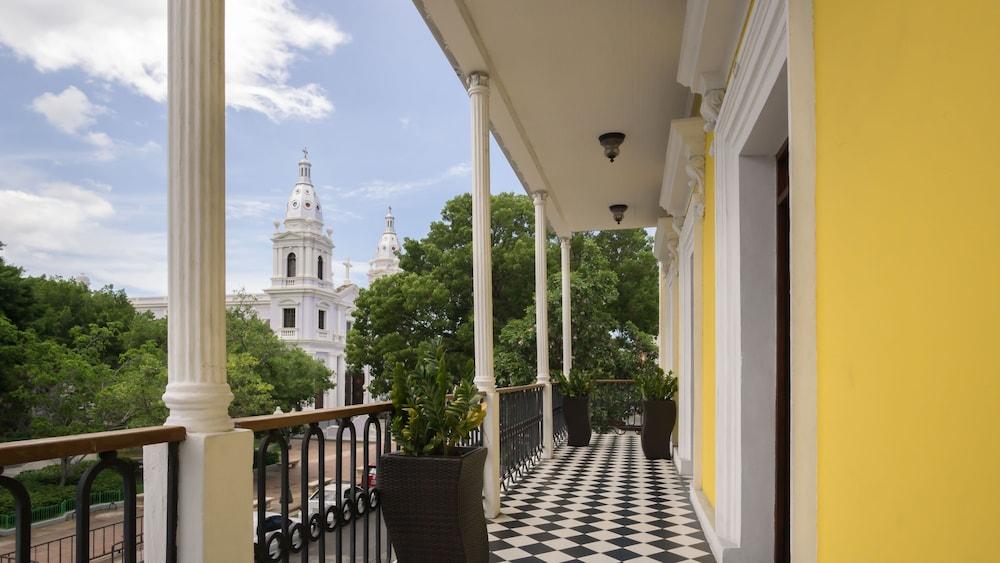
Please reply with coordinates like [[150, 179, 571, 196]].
[[143, 429, 253, 563]]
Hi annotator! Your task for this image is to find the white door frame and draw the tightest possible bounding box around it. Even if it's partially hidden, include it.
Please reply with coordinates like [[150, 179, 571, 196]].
[[665, 266, 676, 371], [677, 211, 701, 477], [692, 0, 791, 561]]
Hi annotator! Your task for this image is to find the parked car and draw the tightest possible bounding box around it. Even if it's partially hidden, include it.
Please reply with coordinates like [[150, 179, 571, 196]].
[[307, 483, 368, 528], [253, 511, 303, 560]]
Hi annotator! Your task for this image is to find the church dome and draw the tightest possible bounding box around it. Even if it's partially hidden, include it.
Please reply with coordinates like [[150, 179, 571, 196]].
[[284, 150, 323, 230]]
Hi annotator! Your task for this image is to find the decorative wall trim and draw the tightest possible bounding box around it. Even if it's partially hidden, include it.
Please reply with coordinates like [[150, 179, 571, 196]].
[[708, 0, 789, 560], [691, 485, 725, 562], [787, 0, 818, 559], [701, 89, 726, 132], [660, 117, 707, 216]]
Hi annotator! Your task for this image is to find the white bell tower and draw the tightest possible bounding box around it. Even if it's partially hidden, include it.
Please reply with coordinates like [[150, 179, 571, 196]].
[[264, 149, 358, 408]]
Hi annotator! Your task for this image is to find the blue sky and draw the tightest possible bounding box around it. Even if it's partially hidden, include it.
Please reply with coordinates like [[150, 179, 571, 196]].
[[0, 0, 521, 296]]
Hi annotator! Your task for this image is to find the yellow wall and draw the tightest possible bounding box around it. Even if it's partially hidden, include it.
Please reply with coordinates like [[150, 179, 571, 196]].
[[814, 2, 1000, 560], [699, 133, 717, 506]]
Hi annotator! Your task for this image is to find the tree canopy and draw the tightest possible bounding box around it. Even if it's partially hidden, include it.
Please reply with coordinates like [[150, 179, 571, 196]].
[[0, 251, 332, 445], [347, 193, 659, 396]]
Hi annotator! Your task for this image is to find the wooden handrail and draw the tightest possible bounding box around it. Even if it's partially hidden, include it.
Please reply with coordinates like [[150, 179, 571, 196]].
[[593, 379, 636, 384], [0, 426, 186, 467], [233, 401, 393, 432], [496, 383, 545, 394]]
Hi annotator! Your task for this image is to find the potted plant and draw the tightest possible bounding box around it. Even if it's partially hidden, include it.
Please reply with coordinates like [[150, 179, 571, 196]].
[[380, 345, 489, 563], [635, 362, 678, 460], [552, 369, 594, 447]]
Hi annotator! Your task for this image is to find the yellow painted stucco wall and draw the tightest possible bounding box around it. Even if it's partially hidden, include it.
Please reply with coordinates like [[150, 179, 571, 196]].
[[814, 2, 1000, 560], [699, 133, 716, 507]]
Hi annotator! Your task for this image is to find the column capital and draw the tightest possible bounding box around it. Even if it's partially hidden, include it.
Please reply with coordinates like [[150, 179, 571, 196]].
[[467, 71, 490, 95], [700, 88, 725, 132], [559, 235, 571, 247], [532, 190, 548, 205]]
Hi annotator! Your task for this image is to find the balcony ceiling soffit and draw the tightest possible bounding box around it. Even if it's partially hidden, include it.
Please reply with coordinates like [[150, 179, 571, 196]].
[[415, 0, 690, 235]]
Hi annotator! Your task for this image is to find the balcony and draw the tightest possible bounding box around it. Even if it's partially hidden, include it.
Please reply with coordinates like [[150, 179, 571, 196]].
[[0, 382, 707, 563]]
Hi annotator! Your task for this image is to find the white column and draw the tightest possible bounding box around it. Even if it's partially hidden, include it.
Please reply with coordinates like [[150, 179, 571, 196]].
[[533, 192, 554, 459], [468, 71, 501, 518], [560, 236, 572, 376], [146, 3, 252, 562]]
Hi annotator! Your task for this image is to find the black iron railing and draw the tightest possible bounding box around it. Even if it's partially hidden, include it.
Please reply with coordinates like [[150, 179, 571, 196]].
[[0, 426, 184, 563], [591, 379, 643, 433], [0, 516, 143, 563], [497, 384, 544, 490], [235, 402, 396, 563], [552, 385, 567, 447]]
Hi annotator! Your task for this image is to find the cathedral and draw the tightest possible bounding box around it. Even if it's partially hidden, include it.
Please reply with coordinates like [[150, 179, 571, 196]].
[[131, 151, 402, 409]]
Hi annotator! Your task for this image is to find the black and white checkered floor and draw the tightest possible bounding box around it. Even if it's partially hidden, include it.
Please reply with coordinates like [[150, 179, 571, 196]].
[[488, 433, 714, 562]]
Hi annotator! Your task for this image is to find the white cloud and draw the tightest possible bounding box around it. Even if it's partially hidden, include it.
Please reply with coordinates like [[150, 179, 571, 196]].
[[0, 0, 348, 122], [399, 116, 412, 128], [30, 86, 106, 134], [227, 199, 274, 219], [0, 181, 167, 293], [331, 162, 471, 200], [29, 86, 153, 161]]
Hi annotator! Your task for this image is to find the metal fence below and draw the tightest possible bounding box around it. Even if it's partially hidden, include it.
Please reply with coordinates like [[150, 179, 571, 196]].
[[497, 384, 544, 491]]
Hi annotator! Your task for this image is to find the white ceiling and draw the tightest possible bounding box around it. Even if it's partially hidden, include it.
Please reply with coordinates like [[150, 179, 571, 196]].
[[415, 0, 691, 235]]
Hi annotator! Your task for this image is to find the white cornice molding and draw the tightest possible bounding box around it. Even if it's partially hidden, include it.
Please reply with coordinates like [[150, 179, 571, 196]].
[[677, 0, 750, 94], [714, 0, 788, 150]]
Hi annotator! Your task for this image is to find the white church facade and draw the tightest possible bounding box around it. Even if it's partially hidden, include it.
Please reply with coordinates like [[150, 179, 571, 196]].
[[131, 152, 402, 409]]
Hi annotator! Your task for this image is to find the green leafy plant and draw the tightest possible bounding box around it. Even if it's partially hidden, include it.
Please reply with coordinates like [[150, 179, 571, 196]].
[[551, 369, 594, 398], [635, 362, 677, 401], [389, 343, 486, 456]]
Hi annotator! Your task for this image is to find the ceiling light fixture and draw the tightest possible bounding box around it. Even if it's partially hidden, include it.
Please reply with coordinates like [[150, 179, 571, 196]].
[[598, 132, 626, 163], [609, 204, 628, 224]]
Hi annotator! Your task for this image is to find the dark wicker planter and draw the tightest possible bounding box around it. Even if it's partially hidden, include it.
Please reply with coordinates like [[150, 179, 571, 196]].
[[641, 399, 677, 459], [380, 447, 488, 563], [564, 396, 592, 447]]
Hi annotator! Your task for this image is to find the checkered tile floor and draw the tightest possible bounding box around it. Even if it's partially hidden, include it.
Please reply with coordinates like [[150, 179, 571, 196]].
[[488, 433, 714, 562]]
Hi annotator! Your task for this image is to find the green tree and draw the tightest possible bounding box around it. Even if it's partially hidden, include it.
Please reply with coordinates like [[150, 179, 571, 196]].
[[0, 245, 34, 328], [226, 297, 332, 411], [11, 335, 112, 484], [226, 353, 276, 417], [591, 230, 659, 333], [349, 193, 660, 396], [94, 342, 169, 429]]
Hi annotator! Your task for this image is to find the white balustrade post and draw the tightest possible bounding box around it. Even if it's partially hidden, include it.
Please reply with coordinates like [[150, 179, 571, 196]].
[[533, 192, 554, 459], [560, 236, 572, 376], [468, 71, 501, 518], [144, 2, 253, 561]]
